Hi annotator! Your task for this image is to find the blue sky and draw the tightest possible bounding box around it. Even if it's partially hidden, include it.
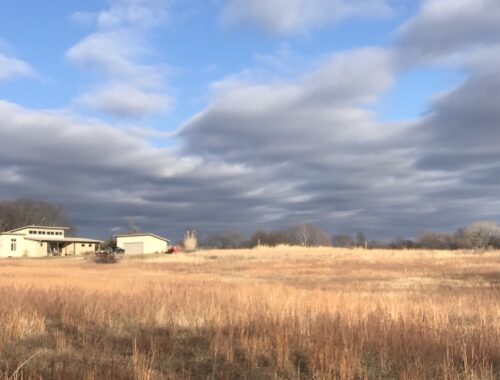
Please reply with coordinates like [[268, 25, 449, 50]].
[[1, 0, 499, 240]]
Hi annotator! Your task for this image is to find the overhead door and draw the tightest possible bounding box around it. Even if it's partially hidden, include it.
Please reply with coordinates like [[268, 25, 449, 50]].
[[124, 242, 144, 255]]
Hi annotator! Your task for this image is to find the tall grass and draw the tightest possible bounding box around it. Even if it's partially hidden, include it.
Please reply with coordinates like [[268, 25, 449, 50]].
[[0, 248, 499, 379]]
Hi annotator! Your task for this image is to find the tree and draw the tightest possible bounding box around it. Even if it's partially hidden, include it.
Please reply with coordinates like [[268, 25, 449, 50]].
[[126, 218, 141, 234], [417, 232, 455, 250], [202, 231, 247, 249], [389, 237, 418, 249], [332, 234, 355, 248], [183, 230, 198, 252], [248, 229, 290, 247], [288, 224, 331, 247], [355, 232, 367, 248], [461, 221, 500, 251], [0, 199, 74, 234], [249, 229, 270, 247]]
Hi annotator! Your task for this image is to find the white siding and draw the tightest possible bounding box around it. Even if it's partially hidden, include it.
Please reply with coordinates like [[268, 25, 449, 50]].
[[124, 242, 144, 255], [117, 235, 168, 255], [18, 227, 66, 238], [0, 234, 28, 258]]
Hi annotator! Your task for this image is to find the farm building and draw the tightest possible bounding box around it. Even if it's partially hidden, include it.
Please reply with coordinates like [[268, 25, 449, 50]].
[[115, 233, 170, 255], [0, 225, 103, 258]]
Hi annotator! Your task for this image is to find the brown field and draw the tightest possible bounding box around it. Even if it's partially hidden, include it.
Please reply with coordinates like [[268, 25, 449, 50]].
[[0, 247, 499, 380]]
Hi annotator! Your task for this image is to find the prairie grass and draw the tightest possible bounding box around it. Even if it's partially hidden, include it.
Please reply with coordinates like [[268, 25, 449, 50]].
[[0, 247, 499, 379]]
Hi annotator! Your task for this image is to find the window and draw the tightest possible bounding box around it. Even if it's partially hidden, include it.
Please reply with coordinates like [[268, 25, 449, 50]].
[[88, 244, 92, 247], [81, 244, 85, 247], [11, 239, 17, 251], [29, 230, 35, 234], [38, 231, 42, 235]]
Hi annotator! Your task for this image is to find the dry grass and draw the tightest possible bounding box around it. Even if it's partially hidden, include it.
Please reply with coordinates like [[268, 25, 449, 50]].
[[0, 247, 499, 379]]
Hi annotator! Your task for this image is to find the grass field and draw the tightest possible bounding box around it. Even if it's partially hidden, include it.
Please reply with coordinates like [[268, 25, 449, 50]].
[[1, 247, 499, 379]]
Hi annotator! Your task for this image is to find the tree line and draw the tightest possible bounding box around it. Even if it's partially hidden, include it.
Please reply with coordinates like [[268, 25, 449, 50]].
[[200, 221, 500, 251], [2, 199, 500, 252], [0, 199, 74, 235]]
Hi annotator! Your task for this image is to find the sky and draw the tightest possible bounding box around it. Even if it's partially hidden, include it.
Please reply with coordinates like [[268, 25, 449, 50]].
[[1, 0, 499, 241]]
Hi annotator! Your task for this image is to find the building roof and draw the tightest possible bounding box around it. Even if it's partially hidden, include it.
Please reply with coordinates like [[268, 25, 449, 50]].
[[2, 225, 70, 234], [114, 233, 170, 242], [25, 237, 104, 243]]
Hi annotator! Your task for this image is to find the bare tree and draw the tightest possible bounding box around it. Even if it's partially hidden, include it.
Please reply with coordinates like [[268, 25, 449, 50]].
[[295, 224, 310, 247], [289, 224, 331, 247], [183, 230, 198, 252], [249, 229, 290, 247], [418, 232, 456, 250], [202, 231, 246, 249], [0, 199, 74, 234], [462, 221, 500, 251], [332, 234, 355, 248], [355, 232, 367, 248], [126, 218, 141, 234]]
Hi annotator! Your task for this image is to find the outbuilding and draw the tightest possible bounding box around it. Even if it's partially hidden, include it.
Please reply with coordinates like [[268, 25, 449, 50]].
[[115, 233, 170, 255]]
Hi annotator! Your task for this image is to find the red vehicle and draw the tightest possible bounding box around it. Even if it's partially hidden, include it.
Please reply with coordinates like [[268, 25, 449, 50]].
[[166, 246, 180, 254]]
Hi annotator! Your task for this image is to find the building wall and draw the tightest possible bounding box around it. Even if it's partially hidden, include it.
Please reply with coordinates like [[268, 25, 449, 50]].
[[24, 239, 48, 257], [16, 227, 66, 239], [117, 235, 168, 255], [0, 236, 49, 258], [0, 234, 29, 258], [67, 242, 98, 255], [0, 238, 99, 258]]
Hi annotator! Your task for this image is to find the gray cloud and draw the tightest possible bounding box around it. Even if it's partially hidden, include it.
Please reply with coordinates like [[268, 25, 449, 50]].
[[396, 0, 500, 66], [220, 0, 392, 35], [0, 100, 262, 239], [397, 0, 500, 229], [179, 48, 451, 237]]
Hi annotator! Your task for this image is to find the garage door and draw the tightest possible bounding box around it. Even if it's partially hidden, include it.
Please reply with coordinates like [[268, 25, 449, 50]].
[[124, 242, 144, 255]]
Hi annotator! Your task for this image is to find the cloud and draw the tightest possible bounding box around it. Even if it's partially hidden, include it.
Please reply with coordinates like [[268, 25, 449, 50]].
[[178, 48, 451, 237], [182, 48, 397, 159], [76, 84, 174, 118], [396, 0, 500, 66], [4, 0, 500, 240], [96, 0, 168, 29], [0, 53, 34, 82], [67, 0, 172, 118], [394, 0, 500, 226], [220, 0, 392, 35], [0, 47, 432, 240], [0, 100, 264, 238]]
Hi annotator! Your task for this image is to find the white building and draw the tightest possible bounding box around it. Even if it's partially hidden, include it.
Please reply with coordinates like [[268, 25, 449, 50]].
[[0, 225, 103, 258], [115, 233, 170, 255]]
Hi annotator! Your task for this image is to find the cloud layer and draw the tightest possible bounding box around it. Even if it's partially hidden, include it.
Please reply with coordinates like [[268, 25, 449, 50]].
[[221, 0, 392, 35], [1, 0, 500, 240]]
